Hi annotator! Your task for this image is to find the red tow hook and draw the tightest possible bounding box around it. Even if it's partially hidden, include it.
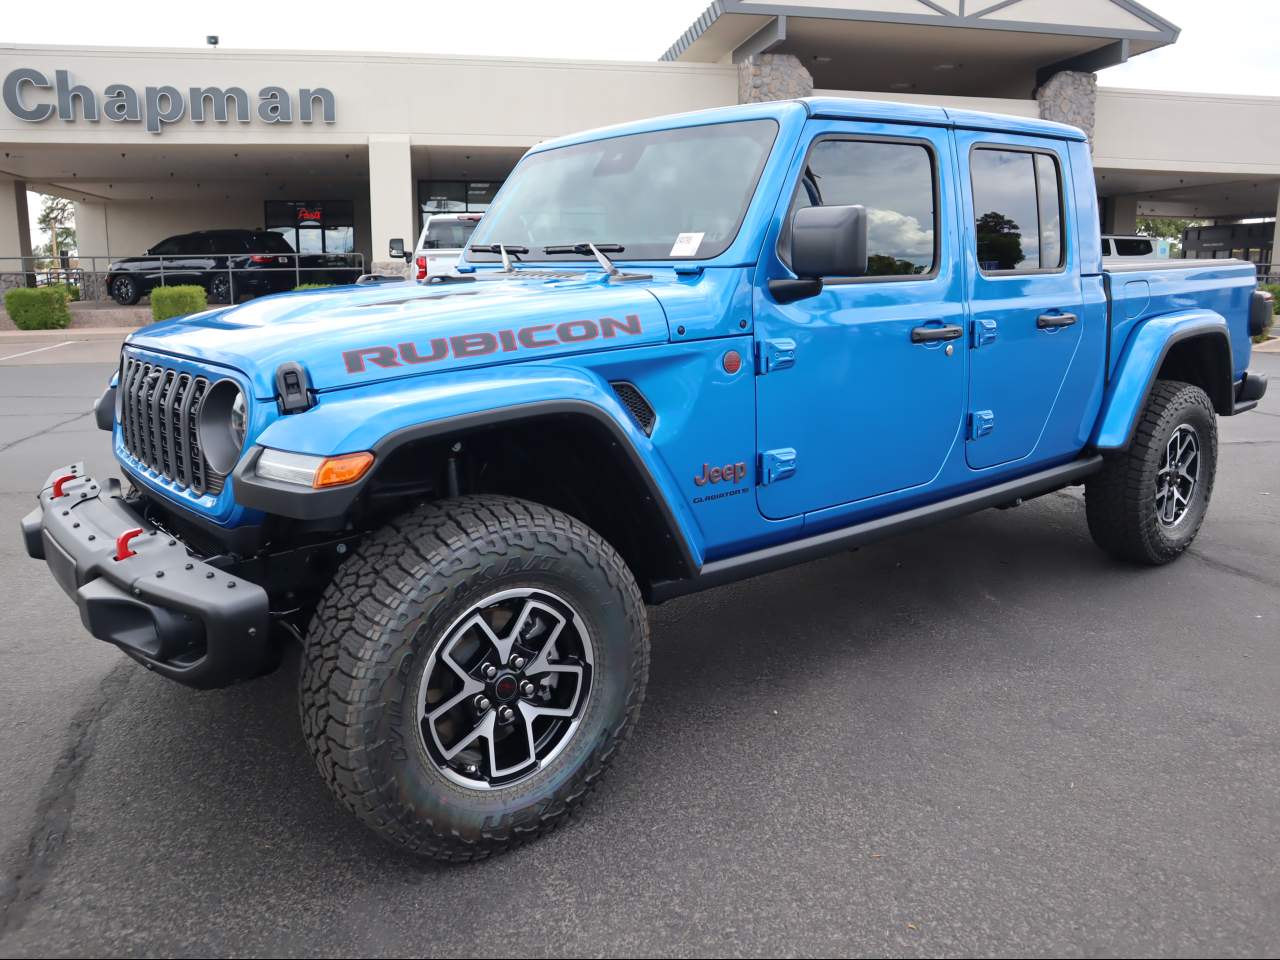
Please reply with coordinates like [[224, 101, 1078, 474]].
[[114, 527, 144, 561], [50, 473, 77, 499]]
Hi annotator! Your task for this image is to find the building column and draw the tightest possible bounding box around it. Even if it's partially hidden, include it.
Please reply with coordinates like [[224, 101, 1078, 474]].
[[0, 180, 33, 293], [1036, 70, 1097, 146], [367, 135, 413, 277], [1270, 185, 1280, 280], [1101, 195, 1139, 235], [737, 54, 812, 104], [73, 200, 111, 299]]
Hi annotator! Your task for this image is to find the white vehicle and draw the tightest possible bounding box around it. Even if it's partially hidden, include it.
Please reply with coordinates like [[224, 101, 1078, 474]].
[[413, 213, 483, 280], [1101, 234, 1169, 259]]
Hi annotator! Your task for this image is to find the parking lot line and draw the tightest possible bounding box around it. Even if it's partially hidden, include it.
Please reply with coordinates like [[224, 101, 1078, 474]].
[[0, 340, 77, 362]]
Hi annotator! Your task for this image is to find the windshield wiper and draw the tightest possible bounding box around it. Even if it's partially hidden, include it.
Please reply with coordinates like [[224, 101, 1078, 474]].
[[469, 243, 528, 272], [543, 242, 648, 281]]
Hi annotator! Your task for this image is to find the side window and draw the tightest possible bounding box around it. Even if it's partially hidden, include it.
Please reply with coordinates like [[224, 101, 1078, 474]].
[[784, 138, 936, 277], [150, 237, 180, 256], [1114, 238, 1154, 257], [971, 148, 1065, 273]]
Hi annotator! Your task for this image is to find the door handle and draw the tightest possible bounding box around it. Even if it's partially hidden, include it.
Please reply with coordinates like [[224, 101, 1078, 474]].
[[911, 323, 964, 344], [1036, 311, 1078, 329]]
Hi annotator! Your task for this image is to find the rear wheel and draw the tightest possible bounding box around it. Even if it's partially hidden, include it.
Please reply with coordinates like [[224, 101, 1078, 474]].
[[1085, 379, 1217, 564], [299, 495, 648, 861], [110, 275, 140, 306]]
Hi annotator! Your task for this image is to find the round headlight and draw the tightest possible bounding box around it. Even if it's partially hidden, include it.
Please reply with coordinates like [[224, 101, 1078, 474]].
[[198, 379, 247, 476], [230, 390, 247, 451]]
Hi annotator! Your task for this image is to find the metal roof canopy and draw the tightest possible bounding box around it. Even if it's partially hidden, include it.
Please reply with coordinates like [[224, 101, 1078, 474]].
[[664, 1, 1180, 97]]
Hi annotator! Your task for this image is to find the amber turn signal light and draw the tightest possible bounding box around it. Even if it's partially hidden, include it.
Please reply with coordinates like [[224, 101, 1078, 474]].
[[313, 451, 375, 488]]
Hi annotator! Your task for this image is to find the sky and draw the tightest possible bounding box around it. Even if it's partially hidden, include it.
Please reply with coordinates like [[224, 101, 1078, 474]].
[[14, 0, 1279, 243], [7, 0, 1277, 93]]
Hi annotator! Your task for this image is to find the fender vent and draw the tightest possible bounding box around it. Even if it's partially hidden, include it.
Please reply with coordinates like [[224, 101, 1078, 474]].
[[611, 381, 656, 435]]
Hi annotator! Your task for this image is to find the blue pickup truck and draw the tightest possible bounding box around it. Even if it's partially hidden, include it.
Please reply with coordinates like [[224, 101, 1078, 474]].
[[22, 98, 1272, 860]]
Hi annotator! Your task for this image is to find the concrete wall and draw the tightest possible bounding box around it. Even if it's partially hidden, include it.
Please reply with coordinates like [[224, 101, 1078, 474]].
[[1093, 87, 1280, 176], [813, 89, 1040, 118], [0, 46, 739, 148]]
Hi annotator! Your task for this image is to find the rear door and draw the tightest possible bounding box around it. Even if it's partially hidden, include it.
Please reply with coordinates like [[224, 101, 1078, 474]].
[[957, 134, 1086, 469]]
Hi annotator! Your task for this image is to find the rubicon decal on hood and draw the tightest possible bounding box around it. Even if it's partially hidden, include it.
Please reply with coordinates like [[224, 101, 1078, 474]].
[[343, 314, 644, 374]]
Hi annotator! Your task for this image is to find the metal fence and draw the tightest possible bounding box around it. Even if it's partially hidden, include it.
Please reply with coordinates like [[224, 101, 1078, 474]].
[[0, 252, 368, 304]]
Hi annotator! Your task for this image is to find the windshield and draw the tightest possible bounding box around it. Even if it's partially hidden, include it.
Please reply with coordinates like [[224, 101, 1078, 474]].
[[423, 219, 480, 250], [469, 119, 778, 263]]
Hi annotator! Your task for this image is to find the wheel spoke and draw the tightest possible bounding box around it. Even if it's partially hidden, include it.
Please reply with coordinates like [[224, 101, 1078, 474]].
[[439, 708, 494, 761], [489, 711, 537, 777]]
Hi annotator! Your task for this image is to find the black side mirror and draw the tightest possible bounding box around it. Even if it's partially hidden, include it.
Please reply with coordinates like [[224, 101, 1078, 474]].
[[388, 238, 406, 261], [792, 204, 868, 279]]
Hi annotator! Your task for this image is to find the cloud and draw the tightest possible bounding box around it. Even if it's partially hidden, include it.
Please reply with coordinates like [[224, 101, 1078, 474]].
[[867, 208, 933, 258]]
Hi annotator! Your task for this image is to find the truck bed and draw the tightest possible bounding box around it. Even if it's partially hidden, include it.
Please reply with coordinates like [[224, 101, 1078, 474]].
[[1103, 257, 1258, 380]]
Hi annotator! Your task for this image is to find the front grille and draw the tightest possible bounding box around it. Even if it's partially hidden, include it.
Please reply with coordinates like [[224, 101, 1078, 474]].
[[119, 356, 224, 496]]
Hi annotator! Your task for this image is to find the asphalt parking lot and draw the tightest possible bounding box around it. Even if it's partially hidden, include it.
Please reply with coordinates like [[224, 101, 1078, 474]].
[[0, 333, 1277, 958]]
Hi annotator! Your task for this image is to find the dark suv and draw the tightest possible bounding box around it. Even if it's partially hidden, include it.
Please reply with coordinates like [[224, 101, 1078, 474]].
[[106, 230, 360, 306]]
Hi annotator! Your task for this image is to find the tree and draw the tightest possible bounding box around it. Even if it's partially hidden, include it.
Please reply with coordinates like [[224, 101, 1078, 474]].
[[1136, 216, 1208, 258], [36, 195, 76, 258], [975, 211, 1025, 270]]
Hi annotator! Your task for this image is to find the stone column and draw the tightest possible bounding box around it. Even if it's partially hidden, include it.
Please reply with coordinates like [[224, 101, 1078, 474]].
[[1035, 70, 1097, 145], [367, 135, 414, 278], [737, 54, 813, 104], [0, 180, 33, 294]]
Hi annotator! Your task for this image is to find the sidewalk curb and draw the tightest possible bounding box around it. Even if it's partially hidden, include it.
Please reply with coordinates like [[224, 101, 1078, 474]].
[[1253, 337, 1280, 354], [0, 327, 137, 340]]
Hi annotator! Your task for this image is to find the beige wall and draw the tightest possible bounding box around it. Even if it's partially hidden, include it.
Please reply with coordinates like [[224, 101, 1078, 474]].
[[813, 88, 1040, 118], [0, 45, 739, 148], [1093, 87, 1280, 176]]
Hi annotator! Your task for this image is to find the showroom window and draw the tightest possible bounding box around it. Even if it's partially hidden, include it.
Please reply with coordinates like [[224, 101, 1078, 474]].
[[419, 180, 502, 225], [970, 148, 1064, 273], [264, 201, 356, 255], [781, 137, 937, 277]]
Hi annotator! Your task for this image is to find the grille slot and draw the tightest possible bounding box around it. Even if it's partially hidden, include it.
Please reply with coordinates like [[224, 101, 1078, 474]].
[[610, 381, 656, 435], [119, 356, 224, 496]]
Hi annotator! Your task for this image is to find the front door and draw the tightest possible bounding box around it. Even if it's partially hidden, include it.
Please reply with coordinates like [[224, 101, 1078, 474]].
[[956, 133, 1085, 469], [754, 121, 967, 521]]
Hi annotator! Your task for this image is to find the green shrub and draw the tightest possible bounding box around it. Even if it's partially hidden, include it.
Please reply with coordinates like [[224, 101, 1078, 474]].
[[4, 287, 71, 330], [293, 283, 335, 291], [150, 285, 208, 322], [46, 282, 80, 303], [1256, 283, 1279, 343]]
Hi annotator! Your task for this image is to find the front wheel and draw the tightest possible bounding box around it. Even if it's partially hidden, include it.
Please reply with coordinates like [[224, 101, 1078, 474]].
[[110, 275, 140, 305], [208, 273, 232, 304], [300, 496, 649, 860], [1085, 379, 1218, 564]]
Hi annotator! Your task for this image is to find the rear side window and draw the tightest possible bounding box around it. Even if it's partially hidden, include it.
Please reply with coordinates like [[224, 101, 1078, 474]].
[[251, 232, 296, 254], [971, 148, 1064, 273], [423, 218, 481, 250], [784, 138, 936, 277], [1113, 237, 1153, 256]]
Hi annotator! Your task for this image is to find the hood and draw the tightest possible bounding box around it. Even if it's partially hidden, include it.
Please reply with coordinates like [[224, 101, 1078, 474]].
[[126, 272, 673, 398]]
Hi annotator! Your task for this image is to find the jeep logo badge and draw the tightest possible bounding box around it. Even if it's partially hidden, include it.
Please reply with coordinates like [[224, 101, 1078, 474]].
[[693, 461, 747, 487]]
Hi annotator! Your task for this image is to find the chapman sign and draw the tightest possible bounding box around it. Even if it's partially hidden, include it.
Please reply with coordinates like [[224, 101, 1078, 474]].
[[2, 68, 336, 134]]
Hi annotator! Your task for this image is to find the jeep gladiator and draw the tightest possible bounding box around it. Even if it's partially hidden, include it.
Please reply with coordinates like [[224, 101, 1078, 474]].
[[21, 98, 1272, 860]]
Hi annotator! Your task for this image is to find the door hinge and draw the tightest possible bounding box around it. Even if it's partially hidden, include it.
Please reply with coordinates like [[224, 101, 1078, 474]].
[[755, 338, 796, 375], [972, 318, 997, 348], [758, 447, 797, 485], [969, 410, 995, 441]]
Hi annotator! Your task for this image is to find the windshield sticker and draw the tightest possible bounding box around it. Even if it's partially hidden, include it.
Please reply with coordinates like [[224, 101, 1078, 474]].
[[669, 232, 705, 257]]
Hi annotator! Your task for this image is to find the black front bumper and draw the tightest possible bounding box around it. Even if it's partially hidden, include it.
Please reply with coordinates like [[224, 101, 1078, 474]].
[[21, 464, 272, 689]]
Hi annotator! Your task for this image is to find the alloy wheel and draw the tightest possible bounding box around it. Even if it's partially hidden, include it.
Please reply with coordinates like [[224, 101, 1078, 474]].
[[1155, 423, 1200, 527], [416, 587, 594, 790]]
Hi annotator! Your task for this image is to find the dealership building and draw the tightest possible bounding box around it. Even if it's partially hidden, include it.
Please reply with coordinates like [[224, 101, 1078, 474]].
[[1, 0, 1277, 285]]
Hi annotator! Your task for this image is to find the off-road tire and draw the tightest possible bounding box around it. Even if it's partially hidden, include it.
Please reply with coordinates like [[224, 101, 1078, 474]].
[[299, 495, 648, 861], [1085, 379, 1217, 564]]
